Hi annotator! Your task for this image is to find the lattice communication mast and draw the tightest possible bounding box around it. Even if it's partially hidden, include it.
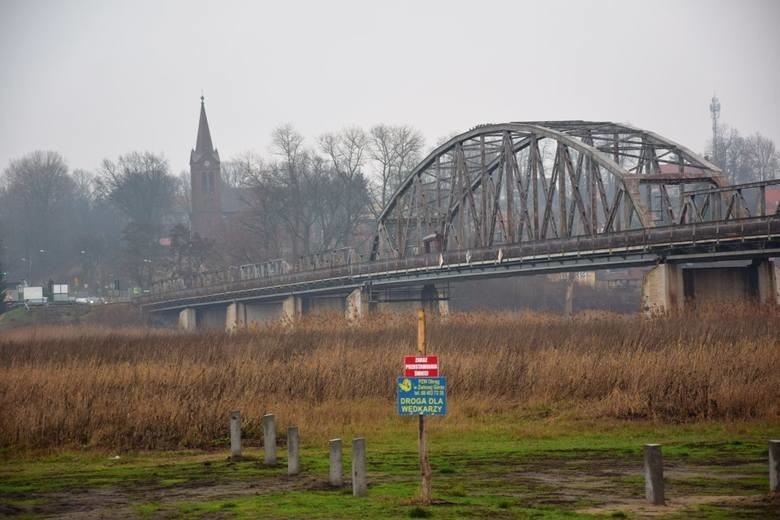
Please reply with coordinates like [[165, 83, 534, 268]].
[[709, 94, 721, 160]]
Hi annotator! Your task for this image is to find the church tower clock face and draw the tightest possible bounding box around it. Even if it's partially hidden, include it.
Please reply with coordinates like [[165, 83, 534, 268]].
[[204, 160, 210, 167]]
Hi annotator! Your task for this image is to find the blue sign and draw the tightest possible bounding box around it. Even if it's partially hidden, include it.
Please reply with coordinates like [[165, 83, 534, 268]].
[[397, 377, 447, 416]]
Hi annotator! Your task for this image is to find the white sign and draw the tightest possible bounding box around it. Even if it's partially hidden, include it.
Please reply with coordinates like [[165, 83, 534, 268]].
[[22, 287, 44, 301]]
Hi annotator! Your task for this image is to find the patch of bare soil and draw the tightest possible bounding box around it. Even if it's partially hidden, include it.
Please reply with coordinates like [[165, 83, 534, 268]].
[[22, 474, 333, 519], [480, 454, 774, 517], [581, 493, 780, 518]]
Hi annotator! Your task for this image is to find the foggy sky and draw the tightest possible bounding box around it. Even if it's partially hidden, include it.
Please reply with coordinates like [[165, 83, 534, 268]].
[[1, 0, 779, 175]]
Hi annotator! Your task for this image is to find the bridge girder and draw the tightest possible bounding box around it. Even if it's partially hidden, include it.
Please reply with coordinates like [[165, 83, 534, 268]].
[[371, 121, 726, 260]]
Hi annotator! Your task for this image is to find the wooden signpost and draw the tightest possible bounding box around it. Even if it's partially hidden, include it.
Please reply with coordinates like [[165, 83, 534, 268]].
[[417, 309, 432, 505], [396, 308, 447, 506]]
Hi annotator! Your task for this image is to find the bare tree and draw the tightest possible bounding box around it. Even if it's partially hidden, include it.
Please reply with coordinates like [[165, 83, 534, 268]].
[[221, 151, 264, 187], [309, 152, 371, 250], [709, 126, 779, 184], [0, 151, 79, 282], [319, 127, 368, 179], [235, 126, 373, 260], [367, 125, 424, 215], [368, 124, 396, 214], [316, 128, 372, 248], [747, 133, 779, 182], [267, 125, 316, 257], [163, 223, 214, 281], [96, 151, 177, 287], [97, 151, 177, 233], [217, 153, 284, 263]]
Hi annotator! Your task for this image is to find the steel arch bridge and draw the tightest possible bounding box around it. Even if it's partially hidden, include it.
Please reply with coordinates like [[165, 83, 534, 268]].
[[140, 121, 780, 315], [371, 121, 728, 261]]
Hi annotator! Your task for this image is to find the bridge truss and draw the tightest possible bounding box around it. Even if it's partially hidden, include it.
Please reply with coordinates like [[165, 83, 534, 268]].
[[141, 122, 780, 310], [371, 121, 728, 260]]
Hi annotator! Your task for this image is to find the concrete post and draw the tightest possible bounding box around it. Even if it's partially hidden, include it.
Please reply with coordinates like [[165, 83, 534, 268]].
[[564, 273, 574, 318], [770, 440, 780, 492], [329, 438, 343, 487], [345, 288, 369, 322], [178, 308, 197, 330], [352, 437, 367, 496], [755, 260, 779, 305], [644, 444, 665, 505], [282, 296, 302, 323], [642, 263, 684, 314], [229, 411, 241, 460], [225, 302, 245, 332], [775, 263, 780, 306], [262, 414, 277, 465], [437, 297, 450, 318], [287, 426, 300, 475]]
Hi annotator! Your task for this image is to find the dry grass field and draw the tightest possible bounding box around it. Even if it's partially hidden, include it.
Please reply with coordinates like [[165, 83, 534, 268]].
[[1, 303, 778, 452]]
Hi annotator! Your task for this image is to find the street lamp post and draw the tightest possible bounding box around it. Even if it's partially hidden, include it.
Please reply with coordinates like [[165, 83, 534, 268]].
[[20, 257, 31, 283], [142, 258, 153, 291]]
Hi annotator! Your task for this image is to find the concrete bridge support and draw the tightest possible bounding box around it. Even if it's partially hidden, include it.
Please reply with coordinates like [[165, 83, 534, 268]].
[[178, 308, 197, 331], [226, 302, 246, 332], [345, 287, 370, 322], [642, 263, 684, 314], [754, 259, 780, 305], [643, 259, 779, 313], [282, 295, 303, 323], [421, 284, 450, 317]]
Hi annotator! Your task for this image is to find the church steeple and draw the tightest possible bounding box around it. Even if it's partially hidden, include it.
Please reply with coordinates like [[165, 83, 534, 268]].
[[195, 95, 214, 155], [189, 95, 222, 239]]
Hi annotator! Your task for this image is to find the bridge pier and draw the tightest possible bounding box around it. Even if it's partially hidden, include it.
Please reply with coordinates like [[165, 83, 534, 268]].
[[226, 302, 246, 331], [282, 295, 303, 323], [345, 287, 370, 322], [754, 259, 780, 305], [178, 308, 197, 331], [642, 259, 779, 314], [421, 284, 449, 317], [642, 263, 685, 314]]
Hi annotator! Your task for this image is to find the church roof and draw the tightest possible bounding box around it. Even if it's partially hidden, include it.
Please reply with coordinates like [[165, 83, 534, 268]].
[[196, 96, 214, 152], [191, 96, 219, 163], [220, 186, 255, 213]]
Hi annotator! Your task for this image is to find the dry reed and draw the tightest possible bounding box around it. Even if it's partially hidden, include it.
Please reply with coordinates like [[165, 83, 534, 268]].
[[0, 303, 777, 450]]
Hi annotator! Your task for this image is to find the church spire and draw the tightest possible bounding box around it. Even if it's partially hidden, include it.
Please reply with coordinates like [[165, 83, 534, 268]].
[[195, 95, 214, 154]]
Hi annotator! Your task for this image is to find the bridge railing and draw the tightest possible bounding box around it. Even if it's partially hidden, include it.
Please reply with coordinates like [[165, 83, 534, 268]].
[[149, 248, 361, 296], [678, 179, 780, 224], [142, 210, 780, 302]]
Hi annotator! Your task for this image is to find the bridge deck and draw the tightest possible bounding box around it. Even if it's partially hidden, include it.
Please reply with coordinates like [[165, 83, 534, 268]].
[[139, 217, 780, 312]]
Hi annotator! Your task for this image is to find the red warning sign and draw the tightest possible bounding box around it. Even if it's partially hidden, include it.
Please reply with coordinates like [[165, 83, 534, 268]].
[[404, 355, 439, 377]]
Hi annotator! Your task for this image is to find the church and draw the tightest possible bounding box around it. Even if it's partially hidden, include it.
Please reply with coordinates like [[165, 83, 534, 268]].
[[188, 97, 252, 241]]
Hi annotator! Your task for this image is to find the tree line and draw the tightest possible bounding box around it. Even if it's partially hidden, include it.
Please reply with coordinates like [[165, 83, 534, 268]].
[[0, 124, 424, 294], [708, 126, 779, 184], [0, 121, 777, 298]]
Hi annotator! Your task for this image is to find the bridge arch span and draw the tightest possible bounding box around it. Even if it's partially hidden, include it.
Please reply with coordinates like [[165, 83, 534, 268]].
[[371, 121, 726, 260]]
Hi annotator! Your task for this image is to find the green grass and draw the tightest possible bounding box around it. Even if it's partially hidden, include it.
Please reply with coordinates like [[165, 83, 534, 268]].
[[1, 418, 777, 519], [0, 306, 28, 327]]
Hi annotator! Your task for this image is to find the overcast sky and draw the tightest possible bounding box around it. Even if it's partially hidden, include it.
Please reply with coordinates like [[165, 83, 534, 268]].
[[1, 0, 778, 175]]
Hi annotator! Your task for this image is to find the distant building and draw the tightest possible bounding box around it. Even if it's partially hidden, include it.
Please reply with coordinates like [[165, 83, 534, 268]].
[[546, 271, 596, 287], [189, 97, 253, 240], [596, 268, 647, 288], [766, 185, 780, 214]]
